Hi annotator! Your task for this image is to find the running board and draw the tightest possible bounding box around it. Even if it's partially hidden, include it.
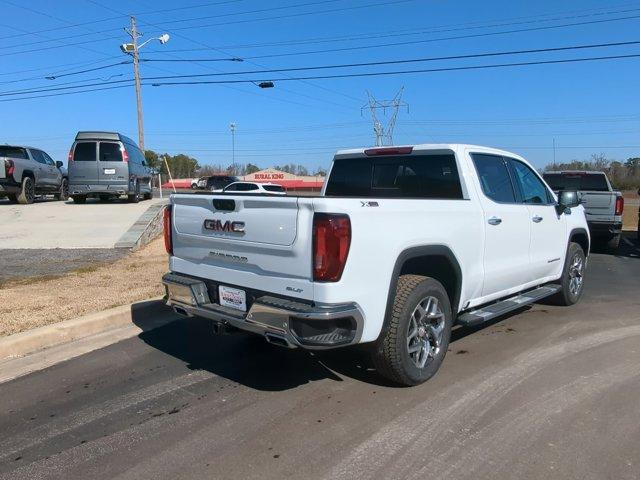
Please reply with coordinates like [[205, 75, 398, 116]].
[[456, 285, 560, 327]]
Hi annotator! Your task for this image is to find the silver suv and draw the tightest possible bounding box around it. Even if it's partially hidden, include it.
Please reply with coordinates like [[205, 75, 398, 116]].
[[68, 131, 153, 204], [0, 145, 68, 204]]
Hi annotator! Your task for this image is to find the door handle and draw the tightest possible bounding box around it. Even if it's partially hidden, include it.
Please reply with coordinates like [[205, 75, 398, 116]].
[[532, 216, 543, 223], [488, 216, 502, 226]]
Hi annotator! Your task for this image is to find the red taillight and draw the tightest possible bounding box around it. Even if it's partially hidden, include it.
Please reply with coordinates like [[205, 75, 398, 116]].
[[163, 205, 173, 255], [364, 146, 413, 156], [615, 196, 624, 216], [5, 159, 15, 177], [68, 149, 74, 162], [122, 149, 129, 163], [313, 213, 351, 282]]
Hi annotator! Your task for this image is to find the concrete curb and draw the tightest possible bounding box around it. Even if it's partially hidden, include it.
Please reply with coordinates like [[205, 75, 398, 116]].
[[114, 201, 167, 250], [0, 297, 174, 362]]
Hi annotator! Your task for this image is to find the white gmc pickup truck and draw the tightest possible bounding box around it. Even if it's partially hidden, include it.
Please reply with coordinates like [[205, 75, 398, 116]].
[[162, 144, 589, 386]]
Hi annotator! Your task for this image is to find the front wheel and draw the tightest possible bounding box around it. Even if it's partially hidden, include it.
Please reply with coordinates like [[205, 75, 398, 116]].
[[371, 275, 452, 386], [550, 242, 586, 306]]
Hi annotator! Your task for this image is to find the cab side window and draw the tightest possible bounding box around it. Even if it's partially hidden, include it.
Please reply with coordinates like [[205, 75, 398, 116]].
[[471, 154, 516, 203], [30, 150, 47, 164], [509, 159, 552, 205]]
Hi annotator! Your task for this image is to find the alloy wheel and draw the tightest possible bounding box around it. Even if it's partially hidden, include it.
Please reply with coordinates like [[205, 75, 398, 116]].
[[406, 296, 445, 369], [568, 253, 584, 296]]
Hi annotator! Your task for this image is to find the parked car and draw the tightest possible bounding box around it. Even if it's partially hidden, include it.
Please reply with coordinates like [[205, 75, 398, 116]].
[[67, 131, 153, 204], [223, 182, 286, 195], [0, 145, 68, 204], [543, 171, 623, 250], [202, 175, 240, 192], [191, 178, 202, 189], [162, 144, 589, 386]]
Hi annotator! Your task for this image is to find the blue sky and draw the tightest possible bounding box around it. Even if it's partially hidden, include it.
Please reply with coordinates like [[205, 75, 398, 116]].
[[1, 0, 640, 171]]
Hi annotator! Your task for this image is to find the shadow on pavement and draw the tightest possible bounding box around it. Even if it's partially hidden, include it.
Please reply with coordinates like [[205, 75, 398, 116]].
[[589, 231, 639, 259], [131, 309, 356, 391]]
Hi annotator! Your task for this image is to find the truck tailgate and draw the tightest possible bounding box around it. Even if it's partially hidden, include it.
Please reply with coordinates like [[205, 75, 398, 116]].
[[170, 194, 314, 299], [581, 191, 615, 222]]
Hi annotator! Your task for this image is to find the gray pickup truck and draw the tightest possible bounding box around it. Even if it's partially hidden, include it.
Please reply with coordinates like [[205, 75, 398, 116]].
[[0, 145, 68, 204], [543, 171, 623, 249]]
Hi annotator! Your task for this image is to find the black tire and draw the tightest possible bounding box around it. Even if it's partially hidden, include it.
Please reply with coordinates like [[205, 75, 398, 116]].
[[371, 275, 453, 386], [605, 234, 620, 251], [127, 180, 140, 203], [54, 178, 69, 201], [17, 176, 35, 204], [6, 194, 18, 204], [143, 181, 153, 200], [549, 242, 586, 306], [71, 195, 86, 204]]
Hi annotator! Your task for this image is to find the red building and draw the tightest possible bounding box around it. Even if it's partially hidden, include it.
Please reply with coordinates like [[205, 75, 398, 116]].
[[241, 169, 325, 191]]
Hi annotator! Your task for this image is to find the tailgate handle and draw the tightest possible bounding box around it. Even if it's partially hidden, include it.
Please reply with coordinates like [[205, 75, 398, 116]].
[[213, 199, 235, 211]]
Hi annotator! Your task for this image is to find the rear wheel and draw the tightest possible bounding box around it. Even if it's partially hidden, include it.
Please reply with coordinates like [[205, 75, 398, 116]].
[[71, 195, 86, 204], [54, 178, 69, 201], [127, 180, 140, 203], [550, 242, 586, 306], [143, 180, 153, 200], [371, 275, 452, 386], [605, 234, 620, 251], [17, 176, 35, 204], [6, 194, 18, 204]]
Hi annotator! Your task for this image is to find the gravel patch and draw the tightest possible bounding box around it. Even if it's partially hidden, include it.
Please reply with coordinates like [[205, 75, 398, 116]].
[[0, 249, 128, 284]]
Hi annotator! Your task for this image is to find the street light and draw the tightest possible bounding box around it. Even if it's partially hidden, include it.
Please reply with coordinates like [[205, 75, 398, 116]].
[[120, 16, 170, 151]]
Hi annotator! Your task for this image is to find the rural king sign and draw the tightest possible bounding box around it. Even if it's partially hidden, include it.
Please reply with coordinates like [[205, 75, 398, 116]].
[[253, 173, 285, 180]]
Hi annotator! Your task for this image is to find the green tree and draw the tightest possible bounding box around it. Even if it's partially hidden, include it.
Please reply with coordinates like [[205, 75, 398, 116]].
[[245, 163, 260, 174]]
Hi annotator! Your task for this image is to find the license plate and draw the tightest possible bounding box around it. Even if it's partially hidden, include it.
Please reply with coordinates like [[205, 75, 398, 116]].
[[104, 168, 116, 174], [218, 285, 246, 312]]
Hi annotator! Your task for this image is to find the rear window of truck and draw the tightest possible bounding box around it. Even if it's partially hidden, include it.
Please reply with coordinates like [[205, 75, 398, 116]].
[[543, 172, 609, 191], [325, 153, 463, 199], [0, 146, 28, 159]]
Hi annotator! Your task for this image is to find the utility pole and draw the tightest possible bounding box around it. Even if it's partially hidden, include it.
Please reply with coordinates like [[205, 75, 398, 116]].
[[362, 87, 408, 146], [230, 122, 236, 165], [553, 137, 557, 164], [127, 17, 145, 151], [121, 20, 169, 152]]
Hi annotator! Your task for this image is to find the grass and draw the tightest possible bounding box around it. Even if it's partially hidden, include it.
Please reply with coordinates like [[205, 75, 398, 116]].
[[0, 238, 167, 338]]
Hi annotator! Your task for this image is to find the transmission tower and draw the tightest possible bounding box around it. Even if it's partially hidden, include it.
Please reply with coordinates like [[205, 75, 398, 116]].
[[362, 87, 408, 146]]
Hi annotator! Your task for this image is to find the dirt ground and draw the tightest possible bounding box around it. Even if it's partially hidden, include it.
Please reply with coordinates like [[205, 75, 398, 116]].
[[0, 238, 167, 337]]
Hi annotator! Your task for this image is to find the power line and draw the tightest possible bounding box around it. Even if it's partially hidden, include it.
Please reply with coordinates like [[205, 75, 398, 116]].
[[136, 40, 640, 73], [0, 84, 131, 102], [147, 53, 640, 86], [2, 41, 640, 97], [160, 6, 640, 51], [238, 14, 640, 60]]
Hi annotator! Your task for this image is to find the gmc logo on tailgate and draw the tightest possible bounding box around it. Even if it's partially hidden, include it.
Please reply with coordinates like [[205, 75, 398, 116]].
[[204, 219, 245, 234]]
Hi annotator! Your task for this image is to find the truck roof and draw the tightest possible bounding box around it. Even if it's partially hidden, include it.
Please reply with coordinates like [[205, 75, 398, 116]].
[[334, 143, 526, 160], [543, 171, 606, 175], [74, 131, 139, 147]]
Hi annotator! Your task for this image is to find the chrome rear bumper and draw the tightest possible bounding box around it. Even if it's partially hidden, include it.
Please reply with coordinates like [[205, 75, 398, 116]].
[[162, 272, 364, 349]]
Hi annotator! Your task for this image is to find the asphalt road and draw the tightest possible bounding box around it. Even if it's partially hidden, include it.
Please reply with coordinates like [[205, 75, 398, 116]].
[[1, 235, 639, 480]]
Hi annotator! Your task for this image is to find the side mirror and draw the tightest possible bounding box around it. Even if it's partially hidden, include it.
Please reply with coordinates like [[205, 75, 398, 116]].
[[556, 190, 581, 214], [55, 161, 63, 169]]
